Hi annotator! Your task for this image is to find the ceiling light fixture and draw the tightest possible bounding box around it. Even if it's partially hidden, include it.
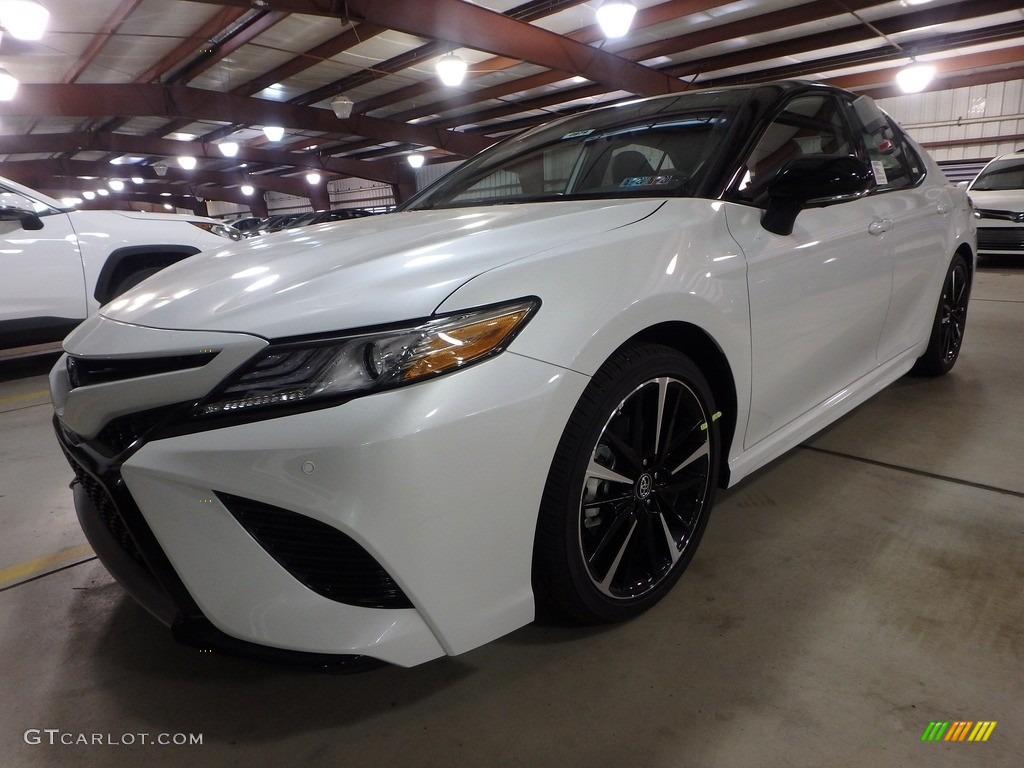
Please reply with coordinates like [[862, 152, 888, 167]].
[[131, 176, 143, 184], [896, 60, 935, 93], [330, 94, 354, 119], [241, 184, 254, 196], [82, 191, 96, 200], [0, 68, 18, 101], [178, 156, 197, 170], [97, 188, 109, 196], [407, 153, 425, 168], [0, 1, 50, 40], [153, 161, 168, 177], [108, 180, 125, 191], [219, 141, 239, 157], [436, 53, 467, 87], [263, 126, 285, 142], [596, 0, 636, 39], [306, 172, 321, 184]]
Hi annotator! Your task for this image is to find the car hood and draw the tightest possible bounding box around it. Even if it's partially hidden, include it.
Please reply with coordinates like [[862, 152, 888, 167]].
[[967, 189, 1024, 212], [99, 200, 663, 337]]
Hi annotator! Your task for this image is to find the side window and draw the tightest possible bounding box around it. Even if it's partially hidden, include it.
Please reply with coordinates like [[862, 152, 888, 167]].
[[729, 94, 855, 204], [449, 142, 583, 203], [858, 117, 925, 191]]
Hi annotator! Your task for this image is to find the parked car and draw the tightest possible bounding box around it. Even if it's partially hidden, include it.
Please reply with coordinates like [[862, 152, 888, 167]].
[[226, 215, 265, 238], [965, 150, 1024, 257], [0, 176, 241, 350], [51, 81, 975, 668]]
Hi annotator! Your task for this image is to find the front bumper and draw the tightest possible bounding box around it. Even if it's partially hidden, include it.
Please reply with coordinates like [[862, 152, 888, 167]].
[[53, 341, 588, 667]]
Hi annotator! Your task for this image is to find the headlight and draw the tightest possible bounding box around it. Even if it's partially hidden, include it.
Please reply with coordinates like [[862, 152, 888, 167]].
[[191, 221, 243, 240], [195, 298, 539, 419]]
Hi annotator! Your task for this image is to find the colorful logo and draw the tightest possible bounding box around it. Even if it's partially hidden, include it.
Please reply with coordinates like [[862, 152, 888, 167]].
[[921, 721, 997, 742]]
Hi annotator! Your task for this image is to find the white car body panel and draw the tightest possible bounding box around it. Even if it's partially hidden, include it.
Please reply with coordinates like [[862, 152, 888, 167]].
[[100, 200, 664, 335], [119, 352, 589, 664]]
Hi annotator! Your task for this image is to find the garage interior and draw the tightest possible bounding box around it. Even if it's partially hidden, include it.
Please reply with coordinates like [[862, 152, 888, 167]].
[[1, 1, 1022, 765]]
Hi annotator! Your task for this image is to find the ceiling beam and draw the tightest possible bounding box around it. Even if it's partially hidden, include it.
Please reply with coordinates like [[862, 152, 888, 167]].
[[0, 84, 493, 158], [0, 132, 402, 184], [190, 0, 688, 97]]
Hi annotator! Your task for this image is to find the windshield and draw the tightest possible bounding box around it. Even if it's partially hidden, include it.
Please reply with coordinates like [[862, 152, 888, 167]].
[[971, 157, 1024, 191], [403, 89, 749, 211]]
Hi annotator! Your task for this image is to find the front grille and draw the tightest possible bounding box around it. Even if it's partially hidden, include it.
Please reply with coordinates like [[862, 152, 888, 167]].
[[217, 492, 413, 609], [977, 227, 1024, 251], [57, 441, 151, 574]]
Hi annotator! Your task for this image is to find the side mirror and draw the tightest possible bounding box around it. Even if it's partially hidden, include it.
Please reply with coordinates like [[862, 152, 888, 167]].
[[0, 205, 44, 231], [762, 155, 874, 236]]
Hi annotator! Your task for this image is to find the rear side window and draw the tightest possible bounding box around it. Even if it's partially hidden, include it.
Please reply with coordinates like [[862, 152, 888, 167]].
[[858, 117, 925, 191]]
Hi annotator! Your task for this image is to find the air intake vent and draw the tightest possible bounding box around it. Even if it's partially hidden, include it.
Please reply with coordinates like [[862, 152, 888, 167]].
[[216, 493, 412, 609], [67, 352, 217, 389]]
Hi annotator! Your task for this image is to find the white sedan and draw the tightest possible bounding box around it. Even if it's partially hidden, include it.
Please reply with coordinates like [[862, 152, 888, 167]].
[[50, 81, 975, 668]]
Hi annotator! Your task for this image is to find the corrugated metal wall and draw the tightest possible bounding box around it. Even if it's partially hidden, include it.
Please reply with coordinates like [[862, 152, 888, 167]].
[[877, 79, 1024, 163]]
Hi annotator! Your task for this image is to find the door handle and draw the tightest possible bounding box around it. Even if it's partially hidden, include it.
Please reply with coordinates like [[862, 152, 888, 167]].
[[868, 218, 893, 236]]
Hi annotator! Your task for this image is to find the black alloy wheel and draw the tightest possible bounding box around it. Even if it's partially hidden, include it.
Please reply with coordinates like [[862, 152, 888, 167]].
[[534, 344, 719, 622], [911, 253, 971, 377]]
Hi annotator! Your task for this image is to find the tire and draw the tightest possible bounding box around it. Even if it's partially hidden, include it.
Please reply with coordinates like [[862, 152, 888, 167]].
[[910, 253, 971, 377], [533, 343, 720, 623]]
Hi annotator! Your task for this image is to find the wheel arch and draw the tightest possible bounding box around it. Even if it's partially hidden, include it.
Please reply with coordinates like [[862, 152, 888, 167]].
[[94, 244, 202, 304], [623, 321, 738, 488]]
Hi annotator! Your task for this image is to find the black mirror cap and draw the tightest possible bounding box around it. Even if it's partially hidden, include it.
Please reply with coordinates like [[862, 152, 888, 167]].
[[0, 206, 45, 231], [762, 155, 874, 236]]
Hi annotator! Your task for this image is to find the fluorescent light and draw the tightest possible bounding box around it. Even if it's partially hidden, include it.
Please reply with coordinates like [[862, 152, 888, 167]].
[[407, 153, 425, 168], [306, 172, 321, 184], [241, 184, 254, 195], [131, 176, 144, 184], [108, 180, 125, 191], [0, 68, 18, 101], [82, 191, 95, 200], [0, 1, 49, 40], [596, 0, 636, 39], [436, 53, 467, 86], [219, 141, 239, 157], [178, 156, 197, 170], [97, 189, 109, 196], [896, 61, 935, 93], [263, 126, 285, 142]]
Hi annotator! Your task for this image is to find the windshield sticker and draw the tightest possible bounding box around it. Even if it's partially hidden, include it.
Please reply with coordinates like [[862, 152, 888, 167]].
[[620, 175, 674, 187], [871, 161, 888, 185], [561, 129, 594, 140]]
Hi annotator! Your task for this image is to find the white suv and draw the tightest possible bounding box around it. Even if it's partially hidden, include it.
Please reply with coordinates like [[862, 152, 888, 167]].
[[966, 150, 1024, 257], [1, 175, 240, 350]]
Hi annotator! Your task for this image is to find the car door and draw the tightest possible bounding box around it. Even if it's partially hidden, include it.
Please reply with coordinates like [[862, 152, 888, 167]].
[[723, 92, 894, 449], [0, 184, 85, 348], [849, 109, 952, 361]]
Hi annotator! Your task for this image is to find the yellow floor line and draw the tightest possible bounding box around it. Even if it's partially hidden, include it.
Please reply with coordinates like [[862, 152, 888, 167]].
[[0, 389, 50, 407], [0, 543, 95, 587]]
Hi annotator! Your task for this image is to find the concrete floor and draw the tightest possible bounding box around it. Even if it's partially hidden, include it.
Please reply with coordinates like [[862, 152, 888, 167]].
[[1, 264, 1021, 768]]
